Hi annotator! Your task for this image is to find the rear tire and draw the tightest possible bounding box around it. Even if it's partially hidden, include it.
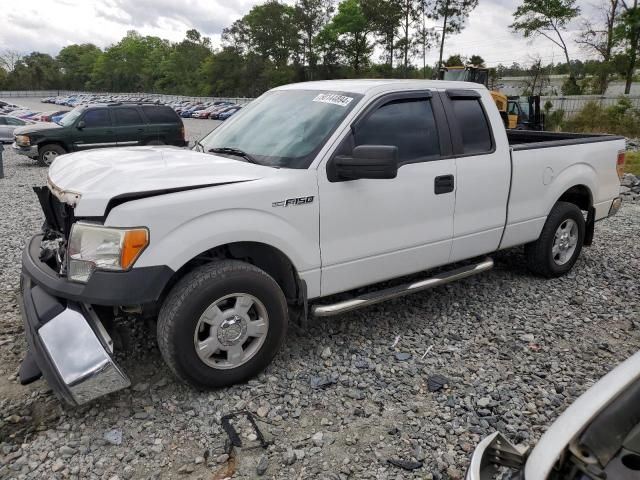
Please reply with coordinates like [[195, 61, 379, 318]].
[[525, 201, 585, 278], [157, 260, 288, 389], [37, 144, 66, 167]]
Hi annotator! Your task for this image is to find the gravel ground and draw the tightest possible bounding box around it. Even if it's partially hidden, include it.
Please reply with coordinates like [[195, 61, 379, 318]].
[[0, 99, 639, 479]]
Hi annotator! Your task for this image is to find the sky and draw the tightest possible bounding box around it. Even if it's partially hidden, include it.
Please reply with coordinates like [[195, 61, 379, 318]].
[[1, 0, 600, 68]]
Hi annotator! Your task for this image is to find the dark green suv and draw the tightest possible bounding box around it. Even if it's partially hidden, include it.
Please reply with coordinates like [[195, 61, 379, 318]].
[[13, 103, 187, 166]]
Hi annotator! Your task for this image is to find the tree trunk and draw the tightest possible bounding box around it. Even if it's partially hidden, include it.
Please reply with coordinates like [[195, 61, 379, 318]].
[[625, 46, 636, 94], [437, 1, 449, 70]]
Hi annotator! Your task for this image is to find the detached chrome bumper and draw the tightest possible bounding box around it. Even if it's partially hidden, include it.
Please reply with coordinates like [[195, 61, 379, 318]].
[[19, 276, 130, 406], [12, 142, 38, 158], [466, 432, 528, 480]]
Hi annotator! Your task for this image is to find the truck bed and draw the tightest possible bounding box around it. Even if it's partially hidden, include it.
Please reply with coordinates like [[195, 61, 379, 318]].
[[507, 130, 624, 150]]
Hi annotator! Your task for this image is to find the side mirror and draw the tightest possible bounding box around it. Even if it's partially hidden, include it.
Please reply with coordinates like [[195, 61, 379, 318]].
[[331, 145, 399, 181], [76, 120, 85, 130]]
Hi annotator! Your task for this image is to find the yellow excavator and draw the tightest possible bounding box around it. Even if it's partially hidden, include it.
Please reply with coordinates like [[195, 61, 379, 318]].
[[438, 65, 544, 130]]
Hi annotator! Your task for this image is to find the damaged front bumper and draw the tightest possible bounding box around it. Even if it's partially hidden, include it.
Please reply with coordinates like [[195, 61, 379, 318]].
[[20, 274, 130, 405], [12, 142, 38, 158], [466, 432, 528, 480]]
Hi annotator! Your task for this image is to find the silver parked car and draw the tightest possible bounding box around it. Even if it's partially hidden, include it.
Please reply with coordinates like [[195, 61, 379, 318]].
[[0, 116, 35, 143]]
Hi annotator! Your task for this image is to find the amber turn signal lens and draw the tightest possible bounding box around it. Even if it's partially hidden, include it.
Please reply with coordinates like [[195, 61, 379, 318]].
[[617, 151, 625, 181], [120, 229, 149, 269]]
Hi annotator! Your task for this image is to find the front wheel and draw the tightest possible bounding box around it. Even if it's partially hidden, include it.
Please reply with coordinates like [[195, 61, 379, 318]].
[[525, 201, 585, 278], [157, 260, 288, 388], [37, 144, 66, 167]]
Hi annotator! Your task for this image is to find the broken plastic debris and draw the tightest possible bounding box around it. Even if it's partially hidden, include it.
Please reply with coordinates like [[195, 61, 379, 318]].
[[387, 458, 423, 470], [427, 374, 450, 392]]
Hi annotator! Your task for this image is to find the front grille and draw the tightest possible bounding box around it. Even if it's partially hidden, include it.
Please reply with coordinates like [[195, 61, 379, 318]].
[[33, 186, 75, 273]]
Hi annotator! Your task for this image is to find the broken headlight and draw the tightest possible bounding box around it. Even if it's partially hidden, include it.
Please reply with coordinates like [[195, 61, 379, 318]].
[[15, 135, 30, 146], [67, 223, 149, 283]]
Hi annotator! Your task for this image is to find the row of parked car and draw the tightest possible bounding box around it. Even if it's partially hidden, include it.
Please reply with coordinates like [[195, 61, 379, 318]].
[[0, 100, 71, 143], [40, 95, 244, 121], [171, 100, 242, 120]]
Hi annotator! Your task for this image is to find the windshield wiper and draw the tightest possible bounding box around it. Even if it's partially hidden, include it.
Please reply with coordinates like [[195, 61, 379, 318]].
[[208, 147, 261, 165]]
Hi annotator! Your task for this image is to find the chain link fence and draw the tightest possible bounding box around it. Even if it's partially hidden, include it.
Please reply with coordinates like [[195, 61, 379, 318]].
[[538, 95, 640, 118]]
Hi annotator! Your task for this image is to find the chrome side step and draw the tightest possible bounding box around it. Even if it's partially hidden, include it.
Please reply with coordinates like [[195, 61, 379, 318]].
[[311, 257, 494, 317]]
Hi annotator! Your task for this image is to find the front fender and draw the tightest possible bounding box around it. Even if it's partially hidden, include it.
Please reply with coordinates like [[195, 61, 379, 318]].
[[134, 208, 320, 275]]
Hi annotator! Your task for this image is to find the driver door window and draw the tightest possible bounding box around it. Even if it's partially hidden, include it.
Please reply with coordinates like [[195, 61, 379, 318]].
[[354, 99, 440, 163]]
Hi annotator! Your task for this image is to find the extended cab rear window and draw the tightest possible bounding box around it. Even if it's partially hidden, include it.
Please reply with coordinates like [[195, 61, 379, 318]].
[[142, 106, 180, 124], [451, 98, 493, 155]]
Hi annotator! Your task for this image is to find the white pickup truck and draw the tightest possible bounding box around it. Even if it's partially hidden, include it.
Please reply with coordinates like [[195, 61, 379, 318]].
[[18, 79, 625, 405]]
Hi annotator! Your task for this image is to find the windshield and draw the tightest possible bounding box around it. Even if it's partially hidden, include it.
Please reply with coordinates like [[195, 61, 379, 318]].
[[58, 107, 82, 126], [198, 90, 362, 168]]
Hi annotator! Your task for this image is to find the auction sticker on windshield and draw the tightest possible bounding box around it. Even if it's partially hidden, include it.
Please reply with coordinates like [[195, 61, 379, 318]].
[[313, 93, 354, 107]]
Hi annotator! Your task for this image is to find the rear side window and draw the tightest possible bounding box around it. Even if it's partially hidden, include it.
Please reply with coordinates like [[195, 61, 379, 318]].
[[451, 99, 492, 154], [114, 108, 144, 126], [142, 106, 179, 124], [355, 98, 440, 163], [82, 109, 111, 127], [6, 117, 25, 126]]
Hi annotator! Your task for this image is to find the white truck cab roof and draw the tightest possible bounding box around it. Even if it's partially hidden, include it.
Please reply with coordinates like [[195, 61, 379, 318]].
[[274, 78, 487, 95]]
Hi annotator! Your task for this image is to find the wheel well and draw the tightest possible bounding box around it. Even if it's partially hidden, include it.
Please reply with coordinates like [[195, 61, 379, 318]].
[[37, 140, 68, 152], [557, 185, 592, 211], [557, 184, 595, 246], [164, 242, 304, 305]]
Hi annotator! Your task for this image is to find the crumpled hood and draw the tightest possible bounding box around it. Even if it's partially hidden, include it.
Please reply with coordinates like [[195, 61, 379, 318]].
[[48, 146, 271, 216], [15, 122, 63, 135]]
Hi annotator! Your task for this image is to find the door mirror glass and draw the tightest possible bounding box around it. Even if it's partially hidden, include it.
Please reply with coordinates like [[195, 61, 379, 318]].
[[76, 120, 85, 129], [332, 145, 398, 181]]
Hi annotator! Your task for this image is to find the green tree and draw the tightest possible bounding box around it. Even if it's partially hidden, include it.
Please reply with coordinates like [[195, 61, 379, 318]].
[[295, 0, 335, 80], [322, 0, 374, 74], [395, 0, 422, 76], [432, 0, 479, 69], [468, 54, 485, 66], [615, 0, 640, 94], [576, 0, 621, 94], [511, 0, 580, 89], [226, 1, 300, 66], [158, 30, 212, 94], [57, 44, 102, 90], [445, 53, 464, 66], [91, 31, 172, 92], [10, 53, 61, 89], [362, 0, 402, 72]]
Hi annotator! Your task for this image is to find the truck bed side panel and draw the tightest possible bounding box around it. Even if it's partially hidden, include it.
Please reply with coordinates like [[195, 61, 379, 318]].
[[500, 138, 624, 249]]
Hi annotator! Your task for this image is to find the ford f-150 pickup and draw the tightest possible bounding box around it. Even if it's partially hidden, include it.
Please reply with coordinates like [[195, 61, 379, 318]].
[[17, 79, 625, 405]]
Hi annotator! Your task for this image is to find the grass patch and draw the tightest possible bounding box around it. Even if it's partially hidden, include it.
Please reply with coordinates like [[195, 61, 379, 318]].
[[625, 151, 640, 176]]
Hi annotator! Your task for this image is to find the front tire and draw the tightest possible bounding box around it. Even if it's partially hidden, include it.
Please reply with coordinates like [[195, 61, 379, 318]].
[[157, 260, 288, 388], [525, 201, 585, 278], [37, 144, 66, 167]]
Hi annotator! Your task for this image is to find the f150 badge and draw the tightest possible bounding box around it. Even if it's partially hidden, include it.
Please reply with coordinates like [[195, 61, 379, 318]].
[[272, 196, 314, 207]]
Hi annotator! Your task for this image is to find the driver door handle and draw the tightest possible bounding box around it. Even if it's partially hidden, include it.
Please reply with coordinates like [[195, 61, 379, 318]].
[[434, 175, 454, 194]]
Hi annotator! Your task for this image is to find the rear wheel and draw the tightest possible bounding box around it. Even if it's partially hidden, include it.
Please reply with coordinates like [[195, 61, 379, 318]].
[[525, 201, 585, 278], [157, 260, 288, 388], [37, 144, 66, 167]]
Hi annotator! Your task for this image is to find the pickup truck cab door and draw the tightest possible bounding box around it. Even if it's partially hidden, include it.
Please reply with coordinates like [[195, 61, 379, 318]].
[[441, 90, 511, 262], [73, 108, 116, 150], [318, 91, 457, 296]]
